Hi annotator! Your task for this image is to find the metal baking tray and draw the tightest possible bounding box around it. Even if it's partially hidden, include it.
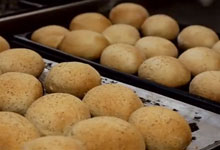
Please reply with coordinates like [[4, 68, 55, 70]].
[[10, 0, 220, 114], [40, 58, 220, 150]]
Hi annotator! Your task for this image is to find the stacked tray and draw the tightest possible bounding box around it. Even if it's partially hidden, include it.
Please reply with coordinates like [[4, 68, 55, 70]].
[[9, 0, 220, 114]]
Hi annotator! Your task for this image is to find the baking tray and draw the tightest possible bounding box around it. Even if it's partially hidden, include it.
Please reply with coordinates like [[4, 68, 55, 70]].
[[40, 58, 220, 150], [10, 0, 220, 114]]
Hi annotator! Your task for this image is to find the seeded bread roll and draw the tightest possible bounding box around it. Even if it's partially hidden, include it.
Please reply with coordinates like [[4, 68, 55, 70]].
[[65, 116, 145, 150], [0, 36, 10, 52], [138, 56, 191, 87], [83, 84, 143, 120], [178, 47, 220, 76], [59, 30, 109, 60], [189, 71, 220, 102], [45, 62, 101, 98], [0, 72, 43, 114], [109, 3, 149, 28], [178, 25, 219, 50], [129, 106, 192, 150], [23, 136, 86, 150], [0, 48, 45, 77], [70, 12, 112, 33], [100, 43, 145, 74], [31, 25, 69, 48], [26, 93, 91, 136], [141, 14, 179, 40], [102, 24, 140, 45], [0, 112, 40, 150], [135, 36, 178, 58]]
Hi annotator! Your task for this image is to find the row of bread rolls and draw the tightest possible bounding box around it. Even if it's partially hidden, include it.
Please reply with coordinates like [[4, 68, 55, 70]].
[[31, 2, 220, 103], [0, 47, 192, 150]]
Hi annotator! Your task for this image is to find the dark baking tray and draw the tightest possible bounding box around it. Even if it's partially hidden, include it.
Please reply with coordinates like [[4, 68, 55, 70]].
[[11, 0, 220, 114]]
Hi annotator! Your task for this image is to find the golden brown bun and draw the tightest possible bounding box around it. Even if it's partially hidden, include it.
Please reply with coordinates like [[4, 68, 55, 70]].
[[178, 25, 219, 50], [135, 36, 178, 58], [70, 12, 112, 33], [141, 14, 179, 40], [212, 41, 220, 53], [0, 111, 40, 150], [23, 136, 86, 150], [0, 72, 43, 114], [0, 36, 10, 52], [109, 3, 149, 28], [190, 71, 220, 102], [45, 62, 101, 98], [31, 25, 69, 48], [0, 48, 45, 77], [138, 56, 191, 87], [83, 84, 143, 120], [25, 93, 91, 136], [129, 106, 192, 150], [100, 43, 145, 74], [178, 47, 220, 76], [65, 116, 145, 150], [102, 24, 140, 45], [59, 30, 109, 60]]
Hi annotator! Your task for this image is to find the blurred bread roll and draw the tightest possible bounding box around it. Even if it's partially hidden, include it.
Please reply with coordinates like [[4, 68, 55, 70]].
[[45, 62, 101, 98], [138, 56, 191, 87], [0, 48, 45, 77], [83, 84, 143, 120], [59, 30, 109, 60], [100, 43, 145, 74], [135, 36, 178, 58], [0, 112, 40, 150], [31, 25, 69, 48], [141, 14, 179, 40], [178, 25, 219, 50], [70, 12, 112, 33], [189, 71, 220, 102], [178, 47, 220, 76], [212, 41, 220, 53], [66, 116, 145, 150], [109, 3, 149, 28], [129, 106, 192, 150], [103, 24, 140, 45], [23, 136, 86, 150], [26, 93, 91, 136], [0, 36, 10, 52], [0, 72, 43, 114]]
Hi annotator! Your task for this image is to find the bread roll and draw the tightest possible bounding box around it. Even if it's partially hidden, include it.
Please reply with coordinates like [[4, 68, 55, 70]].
[[45, 62, 101, 98], [189, 71, 220, 102], [100, 43, 145, 74], [212, 41, 220, 53], [138, 56, 191, 87], [23, 136, 86, 150], [0, 112, 40, 150], [31, 25, 69, 48], [70, 12, 112, 33], [83, 84, 143, 120], [66, 116, 145, 150], [59, 30, 109, 60], [178, 47, 220, 76], [0, 48, 45, 77], [178, 25, 219, 50], [26, 93, 91, 136], [102, 24, 140, 45], [129, 106, 192, 150], [135, 36, 178, 58], [141, 14, 179, 40], [109, 3, 149, 28], [0, 72, 43, 114], [0, 36, 10, 52]]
